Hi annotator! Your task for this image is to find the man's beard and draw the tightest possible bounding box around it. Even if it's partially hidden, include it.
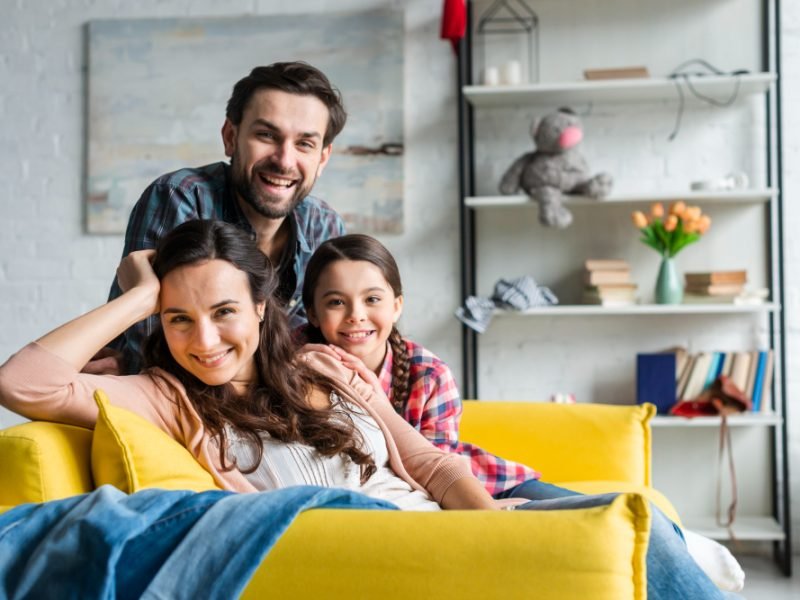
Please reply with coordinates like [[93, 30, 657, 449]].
[[231, 154, 317, 219]]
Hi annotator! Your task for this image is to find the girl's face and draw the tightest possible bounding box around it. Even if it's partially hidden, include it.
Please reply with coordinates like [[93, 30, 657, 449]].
[[308, 259, 403, 373], [159, 259, 265, 389]]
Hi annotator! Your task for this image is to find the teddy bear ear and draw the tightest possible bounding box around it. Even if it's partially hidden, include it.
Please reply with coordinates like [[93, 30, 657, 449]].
[[529, 118, 541, 138]]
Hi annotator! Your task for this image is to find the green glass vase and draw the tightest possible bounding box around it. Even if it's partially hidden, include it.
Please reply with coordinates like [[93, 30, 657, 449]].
[[655, 256, 683, 304]]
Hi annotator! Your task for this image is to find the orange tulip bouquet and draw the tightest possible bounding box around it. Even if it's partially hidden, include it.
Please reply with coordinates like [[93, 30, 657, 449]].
[[631, 202, 711, 303], [631, 201, 711, 258]]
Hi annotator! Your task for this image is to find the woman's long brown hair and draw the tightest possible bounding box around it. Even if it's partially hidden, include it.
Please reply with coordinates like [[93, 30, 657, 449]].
[[301, 234, 411, 414], [143, 220, 376, 482]]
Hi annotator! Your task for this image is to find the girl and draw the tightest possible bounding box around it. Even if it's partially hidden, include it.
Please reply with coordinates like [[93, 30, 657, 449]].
[[301, 233, 743, 597], [0, 220, 497, 512], [300, 234, 537, 497]]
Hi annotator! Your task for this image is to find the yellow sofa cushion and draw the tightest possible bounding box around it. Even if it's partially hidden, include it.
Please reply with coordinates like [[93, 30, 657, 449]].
[[0, 421, 93, 504], [91, 389, 221, 493], [244, 492, 650, 600], [460, 401, 655, 486]]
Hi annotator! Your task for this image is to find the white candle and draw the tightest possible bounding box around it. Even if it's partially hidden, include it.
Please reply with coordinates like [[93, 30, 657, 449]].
[[483, 66, 500, 86], [501, 60, 522, 85]]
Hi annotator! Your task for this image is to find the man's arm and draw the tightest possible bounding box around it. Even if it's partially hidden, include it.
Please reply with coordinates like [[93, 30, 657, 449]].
[[106, 181, 203, 373]]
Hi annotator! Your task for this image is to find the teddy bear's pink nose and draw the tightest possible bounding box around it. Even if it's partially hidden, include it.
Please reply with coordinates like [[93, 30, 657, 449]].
[[559, 126, 583, 149]]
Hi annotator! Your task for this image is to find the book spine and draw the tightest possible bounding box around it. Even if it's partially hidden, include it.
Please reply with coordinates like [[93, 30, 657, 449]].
[[703, 352, 722, 390], [677, 354, 696, 400], [720, 352, 734, 377], [744, 351, 760, 402], [760, 350, 775, 412], [683, 352, 711, 400], [751, 351, 767, 412], [729, 351, 751, 393], [636, 353, 677, 415]]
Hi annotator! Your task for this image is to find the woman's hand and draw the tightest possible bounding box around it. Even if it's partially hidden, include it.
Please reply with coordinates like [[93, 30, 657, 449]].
[[117, 249, 160, 317], [34, 249, 161, 372]]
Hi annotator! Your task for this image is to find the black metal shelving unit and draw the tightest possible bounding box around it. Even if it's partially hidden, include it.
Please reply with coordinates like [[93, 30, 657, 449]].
[[455, 0, 790, 575], [763, 0, 792, 578]]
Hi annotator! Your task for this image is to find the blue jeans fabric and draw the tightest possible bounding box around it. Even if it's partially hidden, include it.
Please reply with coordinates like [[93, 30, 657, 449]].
[[0, 484, 395, 600], [497, 479, 740, 600]]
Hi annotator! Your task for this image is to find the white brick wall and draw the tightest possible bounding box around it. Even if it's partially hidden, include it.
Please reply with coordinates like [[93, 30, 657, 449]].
[[0, 0, 461, 379], [0, 0, 798, 549]]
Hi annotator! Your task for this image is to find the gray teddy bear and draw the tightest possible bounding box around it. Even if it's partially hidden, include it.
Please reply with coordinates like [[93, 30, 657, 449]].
[[499, 107, 613, 228]]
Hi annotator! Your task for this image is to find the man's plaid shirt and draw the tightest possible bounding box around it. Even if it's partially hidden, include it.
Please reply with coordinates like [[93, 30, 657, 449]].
[[108, 161, 344, 373], [378, 339, 539, 496]]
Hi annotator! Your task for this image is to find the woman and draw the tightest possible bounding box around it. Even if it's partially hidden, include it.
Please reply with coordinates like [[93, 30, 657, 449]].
[[0, 220, 496, 511]]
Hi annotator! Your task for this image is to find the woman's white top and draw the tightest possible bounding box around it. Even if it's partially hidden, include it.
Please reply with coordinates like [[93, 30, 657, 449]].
[[226, 392, 441, 511]]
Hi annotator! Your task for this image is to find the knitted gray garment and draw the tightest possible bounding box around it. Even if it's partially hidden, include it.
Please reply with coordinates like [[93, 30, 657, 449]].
[[455, 276, 558, 333]]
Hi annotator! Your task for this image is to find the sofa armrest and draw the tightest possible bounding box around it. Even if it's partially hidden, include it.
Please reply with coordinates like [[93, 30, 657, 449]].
[[459, 402, 655, 486], [0, 421, 93, 504], [244, 493, 650, 600]]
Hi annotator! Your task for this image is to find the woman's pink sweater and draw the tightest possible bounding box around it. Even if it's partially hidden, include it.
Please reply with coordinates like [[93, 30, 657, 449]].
[[0, 343, 473, 504]]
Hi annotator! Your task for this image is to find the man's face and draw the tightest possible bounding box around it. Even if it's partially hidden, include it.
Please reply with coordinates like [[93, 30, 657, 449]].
[[222, 89, 333, 220]]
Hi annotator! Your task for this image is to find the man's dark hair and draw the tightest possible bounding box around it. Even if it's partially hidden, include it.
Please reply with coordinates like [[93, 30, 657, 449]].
[[226, 62, 347, 146]]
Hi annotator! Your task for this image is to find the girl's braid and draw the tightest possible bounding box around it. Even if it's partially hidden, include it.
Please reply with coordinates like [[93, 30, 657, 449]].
[[388, 327, 411, 414]]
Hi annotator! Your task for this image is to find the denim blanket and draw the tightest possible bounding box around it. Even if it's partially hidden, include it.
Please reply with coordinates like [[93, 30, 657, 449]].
[[0, 484, 395, 599]]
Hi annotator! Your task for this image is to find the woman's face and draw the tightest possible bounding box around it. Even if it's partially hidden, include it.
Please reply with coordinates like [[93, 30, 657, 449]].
[[308, 259, 403, 373], [159, 259, 265, 389]]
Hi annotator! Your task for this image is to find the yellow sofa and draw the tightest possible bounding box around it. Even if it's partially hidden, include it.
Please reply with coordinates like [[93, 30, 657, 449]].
[[0, 401, 671, 599]]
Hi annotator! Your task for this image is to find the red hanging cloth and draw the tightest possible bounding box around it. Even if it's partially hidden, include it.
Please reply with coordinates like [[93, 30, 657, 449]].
[[440, 0, 466, 53]]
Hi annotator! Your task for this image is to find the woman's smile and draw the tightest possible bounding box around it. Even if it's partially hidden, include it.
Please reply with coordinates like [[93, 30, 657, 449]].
[[191, 349, 233, 368]]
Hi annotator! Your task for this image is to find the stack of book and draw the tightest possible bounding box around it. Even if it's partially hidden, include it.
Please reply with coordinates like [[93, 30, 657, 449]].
[[677, 349, 775, 411], [583, 259, 637, 306], [683, 270, 747, 303], [637, 347, 775, 414]]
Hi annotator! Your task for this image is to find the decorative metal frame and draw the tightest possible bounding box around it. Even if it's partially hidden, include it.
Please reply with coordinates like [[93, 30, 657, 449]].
[[475, 0, 539, 84]]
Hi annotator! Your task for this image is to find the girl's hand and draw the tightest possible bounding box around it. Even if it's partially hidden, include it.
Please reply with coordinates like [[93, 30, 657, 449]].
[[326, 345, 383, 395], [117, 249, 160, 317], [298, 343, 384, 397]]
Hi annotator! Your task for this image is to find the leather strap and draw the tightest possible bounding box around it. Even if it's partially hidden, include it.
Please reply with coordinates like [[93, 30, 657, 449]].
[[715, 414, 738, 541]]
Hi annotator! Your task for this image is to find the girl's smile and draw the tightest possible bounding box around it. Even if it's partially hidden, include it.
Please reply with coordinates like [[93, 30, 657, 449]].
[[339, 330, 376, 341]]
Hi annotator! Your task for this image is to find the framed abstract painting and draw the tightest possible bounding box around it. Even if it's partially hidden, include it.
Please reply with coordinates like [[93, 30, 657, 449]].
[[86, 9, 404, 234]]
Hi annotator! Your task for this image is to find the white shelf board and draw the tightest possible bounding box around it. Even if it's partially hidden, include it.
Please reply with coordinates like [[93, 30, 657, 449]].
[[652, 413, 782, 428], [465, 188, 776, 209], [494, 303, 779, 317], [463, 73, 776, 108], [680, 516, 785, 541]]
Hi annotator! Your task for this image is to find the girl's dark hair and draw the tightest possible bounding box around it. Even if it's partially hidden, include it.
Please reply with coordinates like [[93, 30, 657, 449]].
[[226, 62, 347, 147], [302, 234, 411, 414], [143, 220, 375, 482]]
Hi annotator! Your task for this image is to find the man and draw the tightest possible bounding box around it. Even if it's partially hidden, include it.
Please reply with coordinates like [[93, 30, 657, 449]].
[[103, 62, 346, 374]]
